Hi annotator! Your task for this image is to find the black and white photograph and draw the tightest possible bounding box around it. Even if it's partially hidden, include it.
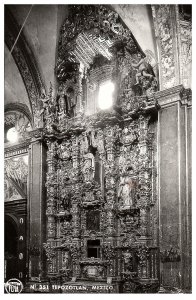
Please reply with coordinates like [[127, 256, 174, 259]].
[[3, 1, 192, 294]]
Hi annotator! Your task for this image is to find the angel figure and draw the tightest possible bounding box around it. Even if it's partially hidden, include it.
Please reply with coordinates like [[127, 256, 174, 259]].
[[131, 53, 155, 85]]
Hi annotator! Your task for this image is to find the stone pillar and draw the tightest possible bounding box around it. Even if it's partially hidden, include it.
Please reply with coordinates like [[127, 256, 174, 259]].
[[156, 85, 192, 290], [105, 125, 116, 237], [152, 5, 192, 90], [70, 182, 81, 278], [28, 132, 47, 281]]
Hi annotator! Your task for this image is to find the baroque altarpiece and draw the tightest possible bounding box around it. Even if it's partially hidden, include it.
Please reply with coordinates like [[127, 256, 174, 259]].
[[42, 5, 159, 293], [4, 4, 192, 293]]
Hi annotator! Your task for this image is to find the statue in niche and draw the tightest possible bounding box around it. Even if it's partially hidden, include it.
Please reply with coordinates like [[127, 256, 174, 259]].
[[118, 176, 134, 208], [62, 251, 69, 270], [84, 153, 94, 169], [60, 218, 71, 236], [131, 53, 155, 85], [58, 88, 66, 114], [83, 153, 95, 182], [65, 87, 76, 118], [123, 250, 133, 272], [80, 133, 88, 155], [62, 192, 71, 210]]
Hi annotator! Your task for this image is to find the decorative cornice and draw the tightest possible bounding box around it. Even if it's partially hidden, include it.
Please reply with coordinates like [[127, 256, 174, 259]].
[[4, 140, 30, 158], [5, 199, 27, 215], [150, 84, 192, 107]]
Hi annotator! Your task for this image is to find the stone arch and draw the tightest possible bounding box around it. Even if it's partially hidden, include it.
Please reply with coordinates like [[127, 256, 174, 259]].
[[5, 8, 46, 120], [4, 103, 33, 143], [5, 103, 33, 125], [5, 213, 20, 235]]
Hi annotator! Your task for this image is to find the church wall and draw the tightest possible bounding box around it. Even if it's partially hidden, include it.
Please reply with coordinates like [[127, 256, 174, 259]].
[[157, 86, 192, 290], [184, 105, 192, 291], [159, 104, 180, 287]]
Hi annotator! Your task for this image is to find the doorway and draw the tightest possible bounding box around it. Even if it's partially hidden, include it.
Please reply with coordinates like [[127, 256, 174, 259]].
[[5, 218, 18, 281]]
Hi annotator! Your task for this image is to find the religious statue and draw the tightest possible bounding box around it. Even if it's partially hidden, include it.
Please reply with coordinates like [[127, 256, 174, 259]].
[[83, 153, 95, 182], [123, 250, 133, 272], [40, 92, 50, 114], [131, 53, 155, 85], [62, 251, 69, 270], [34, 108, 44, 128], [65, 87, 76, 118], [39, 85, 57, 123], [118, 176, 134, 208], [58, 89, 66, 113]]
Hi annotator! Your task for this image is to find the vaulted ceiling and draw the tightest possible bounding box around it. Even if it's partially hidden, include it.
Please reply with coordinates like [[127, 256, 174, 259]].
[[5, 44, 30, 109]]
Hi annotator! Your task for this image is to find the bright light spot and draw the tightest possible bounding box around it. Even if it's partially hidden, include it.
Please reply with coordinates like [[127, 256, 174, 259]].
[[23, 155, 28, 165], [79, 62, 84, 72], [98, 81, 114, 110], [7, 127, 18, 143]]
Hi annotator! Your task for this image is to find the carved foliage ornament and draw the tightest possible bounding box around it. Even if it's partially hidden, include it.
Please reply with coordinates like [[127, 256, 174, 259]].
[[152, 5, 176, 89], [56, 5, 144, 86], [44, 101, 157, 283], [58, 5, 138, 59]]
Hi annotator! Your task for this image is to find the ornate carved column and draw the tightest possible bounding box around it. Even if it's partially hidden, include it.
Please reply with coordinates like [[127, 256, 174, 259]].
[[46, 141, 58, 239], [104, 125, 119, 277], [70, 135, 81, 277], [70, 184, 81, 278], [137, 115, 152, 240], [44, 141, 58, 274], [104, 126, 116, 236]]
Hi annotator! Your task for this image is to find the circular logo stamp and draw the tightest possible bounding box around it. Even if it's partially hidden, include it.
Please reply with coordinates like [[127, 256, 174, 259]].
[[4, 278, 23, 294]]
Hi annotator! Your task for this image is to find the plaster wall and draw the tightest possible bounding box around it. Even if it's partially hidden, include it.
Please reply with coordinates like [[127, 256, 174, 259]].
[[8, 5, 68, 92], [112, 4, 157, 58], [158, 100, 192, 290], [5, 44, 30, 109]]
